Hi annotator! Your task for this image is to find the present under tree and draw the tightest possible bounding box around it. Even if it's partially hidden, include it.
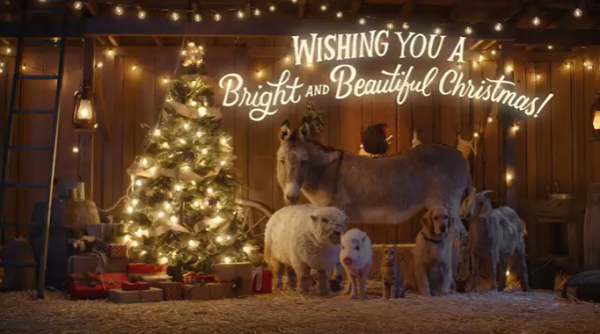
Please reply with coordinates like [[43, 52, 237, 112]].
[[123, 42, 256, 273]]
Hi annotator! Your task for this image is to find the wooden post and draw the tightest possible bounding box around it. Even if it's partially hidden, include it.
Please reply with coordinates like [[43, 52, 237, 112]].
[[498, 41, 517, 209], [80, 37, 95, 200], [584, 183, 600, 270]]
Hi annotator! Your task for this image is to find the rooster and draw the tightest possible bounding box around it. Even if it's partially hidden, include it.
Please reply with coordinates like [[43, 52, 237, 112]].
[[361, 123, 389, 155]]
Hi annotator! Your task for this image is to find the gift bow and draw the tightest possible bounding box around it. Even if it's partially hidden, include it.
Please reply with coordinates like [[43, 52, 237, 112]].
[[252, 267, 263, 291], [68, 235, 96, 253]]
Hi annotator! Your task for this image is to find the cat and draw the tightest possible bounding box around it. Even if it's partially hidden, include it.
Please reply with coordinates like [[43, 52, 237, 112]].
[[381, 245, 405, 299]]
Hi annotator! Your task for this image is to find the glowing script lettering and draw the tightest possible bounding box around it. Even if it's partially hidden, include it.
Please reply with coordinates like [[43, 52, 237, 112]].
[[219, 29, 555, 121], [219, 70, 304, 121]]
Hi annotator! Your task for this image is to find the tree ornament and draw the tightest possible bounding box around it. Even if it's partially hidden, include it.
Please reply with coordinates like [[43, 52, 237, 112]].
[[206, 244, 218, 255]]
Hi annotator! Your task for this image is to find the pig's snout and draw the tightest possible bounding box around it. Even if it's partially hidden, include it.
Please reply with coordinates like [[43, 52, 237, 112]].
[[342, 257, 352, 265]]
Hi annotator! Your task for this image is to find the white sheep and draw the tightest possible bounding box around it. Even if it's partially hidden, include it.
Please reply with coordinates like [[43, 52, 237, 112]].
[[264, 205, 348, 296], [460, 189, 529, 292]]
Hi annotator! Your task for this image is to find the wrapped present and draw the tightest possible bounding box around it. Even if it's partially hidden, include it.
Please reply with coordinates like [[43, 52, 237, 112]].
[[108, 287, 163, 304], [183, 283, 210, 301], [69, 272, 128, 300], [105, 257, 128, 273], [139, 274, 171, 283], [68, 253, 106, 274], [153, 281, 183, 301], [183, 272, 198, 284], [252, 267, 273, 294], [86, 223, 122, 240], [213, 262, 253, 282], [207, 282, 228, 300], [107, 244, 127, 258], [197, 274, 215, 283], [183, 272, 215, 284], [122, 281, 150, 291], [127, 263, 166, 275]]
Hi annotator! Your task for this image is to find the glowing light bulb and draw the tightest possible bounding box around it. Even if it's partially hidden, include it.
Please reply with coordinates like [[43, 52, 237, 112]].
[[574, 8, 582, 18], [473, 132, 479, 138], [256, 70, 263, 78], [96, 62, 103, 68], [505, 65, 513, 73], [164, 202, 171, 209], [237, 10, 244, 19], [226, 235, 231, 240], [216, 236, 224, 242], [135, 179, 143, 186], [479, 54, 484, 61], [306, 62, 313, 69], [157, 211, 165, 218], [220, 160, 227, 166], [171, 12, 180, 21], [434, 27, 441, 35], [536, 74, 541, 80], [132, 199, 139, 206], [494, 23, 503, 31], [284, 56, 291, 63], [220, 137, 228, 145], [491, 49, 497, 56], [201, 148, 208, 155], [224, 257, 232, 264], [131, 64, 137, 71], [74, 1, 82, 10], [194, 14, 202, 22], [358, 18, 366, 25], [457, 63, 463, 69], [336, 11, 343, 18], [198, 106, 207, 117], [126, 206, 133, 213], [506, 269, 510, 276], [142, 158, 148, 166], [547, 45, 553, 50], [269, 5, 276, 12], [565, 62, 571, 68], [21, 64, 26, 71], [183, 123, 190, 130], [178, 139, 186, 145], [243, 246, 251, 253], [473, 61, 479, 68], [196, 131, 203, 138], [253, 8, 261, 16], [532, 16, 540, 26], [174, 184, 182, 191], [153, 129, 161, 136], [193, 201, 200, 207], [214, 13, 222, 21], [138, 10, 146, 19], [140, 250, 147, 255], [320, 4, 327, 11], [159, 257, 169, 265], [587, 64, 593, 70], [72, 147, 79, 153], [487, 116, 493, 123], [512, 125, 520, 132], [188, 240, 198, 248], [464, 26, 472, 35], [402, 22, 409, 30], [170, 215, 178, 224], [162, 77, 169, 84], [107, 49, 114, 56], [131, 241, 139, 247], [123, 235, 131, 242], [115, 6, 124, 15], [207, 187, 213, 194], [506, 173, 513, 184]]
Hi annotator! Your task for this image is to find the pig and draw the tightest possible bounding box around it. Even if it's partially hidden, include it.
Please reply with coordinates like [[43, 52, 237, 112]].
[[340, 228, 372, 300]]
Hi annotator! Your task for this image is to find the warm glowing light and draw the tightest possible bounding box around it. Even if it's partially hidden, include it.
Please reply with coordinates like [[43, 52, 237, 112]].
[[162, 142, 169, 148], [473, 132, 479, 138], [464, 26, 472, 35], [256, 70, 263, 78], [336, 11, 343, 18], [214, 13, 221, 21], [170, 215, 178, 224], [506, 174, 513, 185], [162, 77, 170, 84], [506, 269, 510, 276], [224, 257, 232, 264], [220, 160, 227, 166], [74, 1, 82, 10], [237, 10, 244, 19], [243, 246, 251, 253], [126, 206, 133, 213], [6, 47, 11, 54], [171, 12, 180, 21], [115, 6, 124, 15], [473, 61, 479, 68], [159, 257, 169, 265], [491, 49, 497, 56], [107, 49, 114, 56], [536, 74, 541, 80], [201, 148, 208, 155], [131, 241, 139, 247], [157, 211, 165, 218], [547, 45, 553, 50], [183, 122, 190, 130], [188, 240, 198, 248], [269, 5, 276, 12], [402, 22, 409, 30], [207, 187, 213, 194], [512, 124, 520, 132], [505, 65, 513, 73], [479, 54, 484, 61], [565, 62, 571, 68], [434, 27, 441, 35], [216, 236, 224, 242], [141, 158, 148, 166], [358, 18, 366, 25], [587, 65, 593, 70], [198, 106, 207, 117], [138, 10, 146, 19], [194, 14, 202, 22], [124, 235, 131, 242], [494, 23, 503, 31], [21, 64, 26, 71], [320, 4, 327, 11], [386, 22, 394, 30], [253, 8, 261, 16], [532, 16, 540, 26], [220, 137, 228, 145], [487, 116, 493, 123], [193, 201, 200, 207], [131, 64, 137, 71], [174, 184, 182, 191], [72, 147, 79, 153], [132, 199, 139, 206], [135, 179, 143, 187], [153, 129, 161, 136], [457, 63, 462, 69], [96, 62, 103, 68], [140, 250, 147, 255], [196, 131, 203, 138], [574, 8, 582, 18]]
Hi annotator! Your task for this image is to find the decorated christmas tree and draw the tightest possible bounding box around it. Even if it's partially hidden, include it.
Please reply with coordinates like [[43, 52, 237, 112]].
[[122, 42, 256, 273]]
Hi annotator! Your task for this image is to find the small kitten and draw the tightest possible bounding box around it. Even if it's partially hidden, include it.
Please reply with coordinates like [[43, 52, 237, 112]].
[[381, 245, 405, 299]]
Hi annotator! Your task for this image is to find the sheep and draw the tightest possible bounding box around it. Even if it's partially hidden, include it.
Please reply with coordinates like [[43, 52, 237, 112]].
[[264, 205, 348, 296], [460, 189, 529, 292]]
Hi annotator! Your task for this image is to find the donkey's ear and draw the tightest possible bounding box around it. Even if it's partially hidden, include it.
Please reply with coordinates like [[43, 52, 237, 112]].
[[279, 120, 292, 142], [299, 122, 311, 141]]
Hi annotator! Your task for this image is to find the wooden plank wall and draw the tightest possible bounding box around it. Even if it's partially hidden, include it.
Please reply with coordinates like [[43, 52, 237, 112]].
[[2, 40, 600, 255]]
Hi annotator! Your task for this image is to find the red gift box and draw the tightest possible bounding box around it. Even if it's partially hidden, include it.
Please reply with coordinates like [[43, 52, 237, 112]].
[[69, 273, 128, 300], [108, 244, 127, 258], [183, 273, 215, 284], [252, 269, 272, 294], [127, 263, 165, 275], [122, 281, 150, 291]]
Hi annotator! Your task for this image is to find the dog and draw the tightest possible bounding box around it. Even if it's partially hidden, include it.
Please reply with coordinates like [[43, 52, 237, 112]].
[[413, 206, 455, 296]]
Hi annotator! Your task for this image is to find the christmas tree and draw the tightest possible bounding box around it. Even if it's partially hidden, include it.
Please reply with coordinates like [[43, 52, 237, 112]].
[[123, 42, 256, 273]]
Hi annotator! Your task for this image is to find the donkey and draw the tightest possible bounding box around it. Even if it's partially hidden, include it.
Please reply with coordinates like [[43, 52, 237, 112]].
[[276, 121, 473, 284]]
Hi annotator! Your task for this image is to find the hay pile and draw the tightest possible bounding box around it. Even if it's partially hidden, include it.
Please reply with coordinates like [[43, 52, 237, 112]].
[[1, 279, 599, 334]]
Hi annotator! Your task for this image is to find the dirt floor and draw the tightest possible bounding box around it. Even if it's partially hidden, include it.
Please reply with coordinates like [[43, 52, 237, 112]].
[[1, 277, 600, 334]]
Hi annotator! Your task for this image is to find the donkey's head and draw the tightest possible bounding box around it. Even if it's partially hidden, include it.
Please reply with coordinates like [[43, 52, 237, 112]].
[[277, 120, 340, 204]]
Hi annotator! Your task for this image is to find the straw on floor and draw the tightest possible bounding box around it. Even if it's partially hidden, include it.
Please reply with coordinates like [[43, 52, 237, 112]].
[[1, 278, 599, 334]]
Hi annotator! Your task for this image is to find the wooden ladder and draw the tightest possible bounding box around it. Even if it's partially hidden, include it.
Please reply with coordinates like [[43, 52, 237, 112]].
[[0, 0, 70, 299]]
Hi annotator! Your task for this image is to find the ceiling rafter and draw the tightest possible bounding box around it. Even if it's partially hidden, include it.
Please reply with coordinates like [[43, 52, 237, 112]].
[[297, 0, 306, 19]]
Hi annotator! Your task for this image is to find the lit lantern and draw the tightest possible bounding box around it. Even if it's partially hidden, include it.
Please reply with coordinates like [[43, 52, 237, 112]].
[[72, 87, 97, 132], [591, 90, 600, 141]]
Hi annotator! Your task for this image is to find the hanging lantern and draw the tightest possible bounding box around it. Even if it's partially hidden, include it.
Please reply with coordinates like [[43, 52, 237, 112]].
[[72, 86, 97, 132], [592, 89, 600, 141]]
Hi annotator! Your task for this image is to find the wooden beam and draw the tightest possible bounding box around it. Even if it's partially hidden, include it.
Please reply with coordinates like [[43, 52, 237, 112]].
[[481, 40, 497, 51], [297, 0, 306, 19], [349, 0, 363, 19], [152, 36, 163, 47], [498, 41, 516, 209], [398, 0, 415, 21], [107, 36, 119, 47], [469, 40, 485, 51], [447, 0, 467, 22]]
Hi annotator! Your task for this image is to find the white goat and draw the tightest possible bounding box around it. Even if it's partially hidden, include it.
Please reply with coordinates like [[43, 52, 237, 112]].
[[264, 205, 348, 296], [460, 190, 529, 292]]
